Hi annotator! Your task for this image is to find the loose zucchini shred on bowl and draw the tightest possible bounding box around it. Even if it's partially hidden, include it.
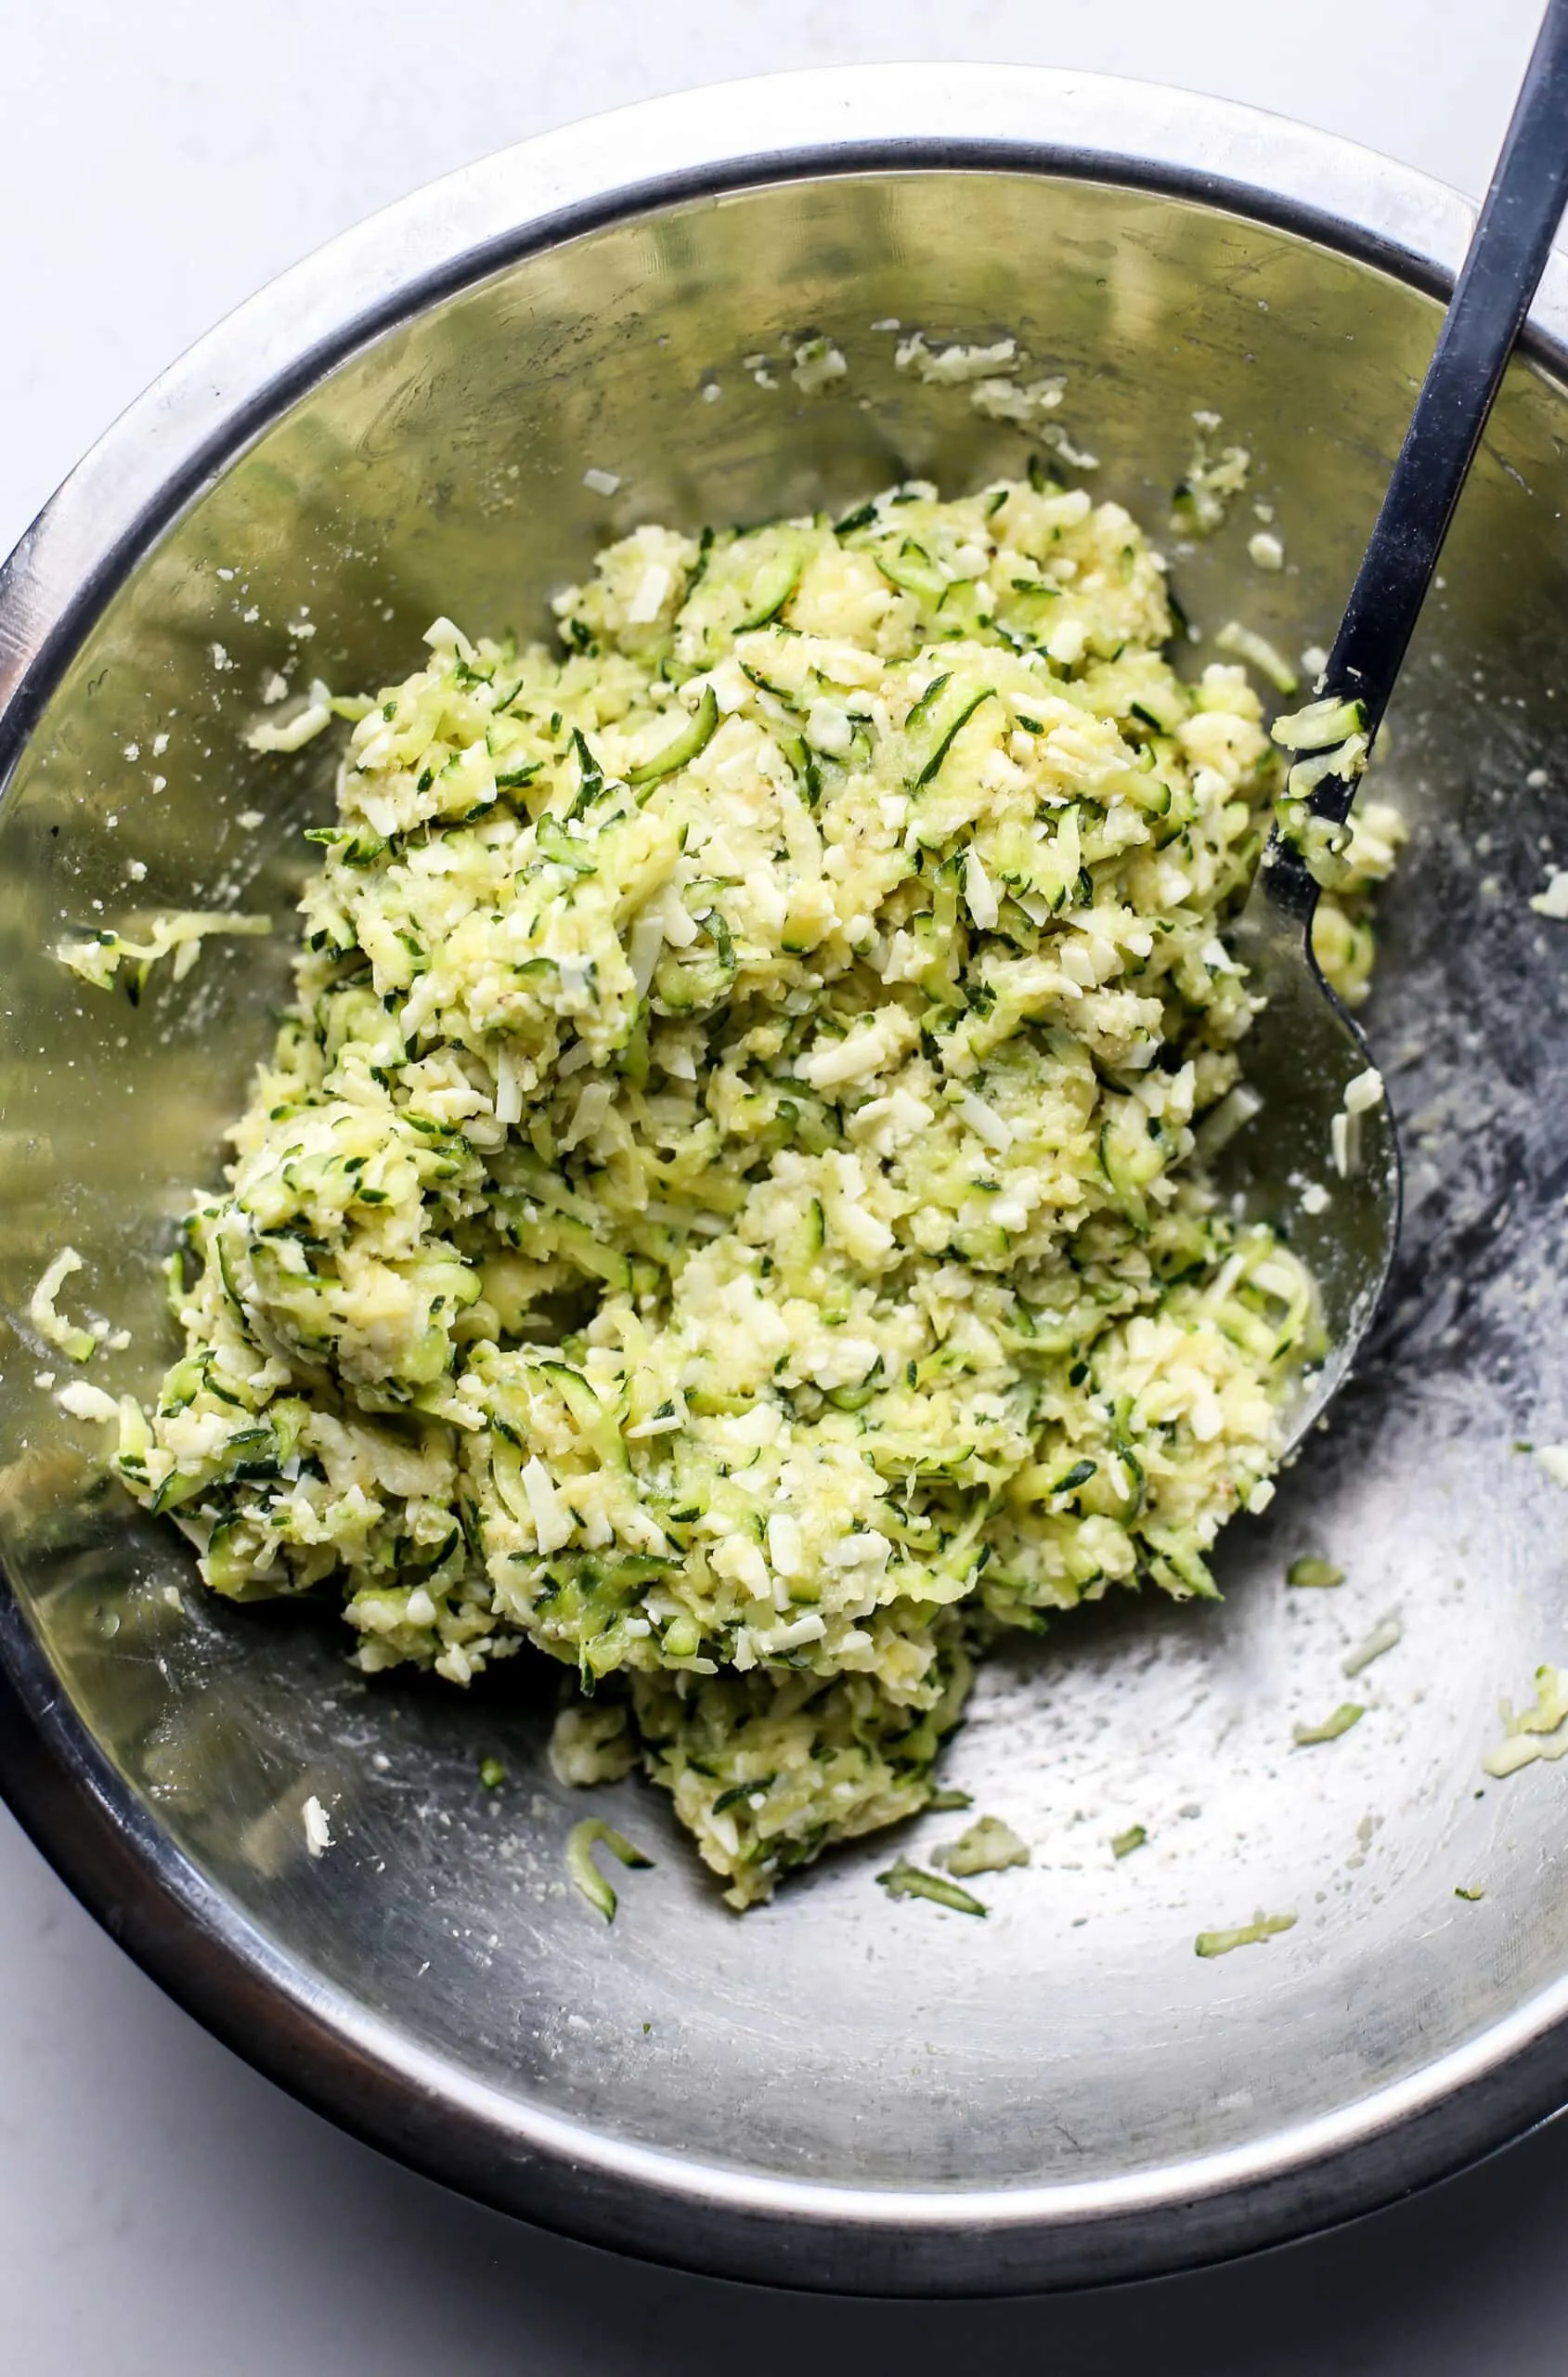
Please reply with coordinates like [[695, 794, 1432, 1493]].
[[98, 475, 1399, 1909]]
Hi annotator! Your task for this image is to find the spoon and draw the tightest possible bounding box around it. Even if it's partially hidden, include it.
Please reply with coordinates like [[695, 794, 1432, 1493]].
[[1218, 0, 1568, 1445]]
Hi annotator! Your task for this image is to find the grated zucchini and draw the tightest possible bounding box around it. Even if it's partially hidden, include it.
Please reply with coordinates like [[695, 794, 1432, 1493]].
[[87, 473, 1403, 1908], [1195, 1911, 1296, 1958], [933, 1814, 1030, 1876], [877, 1857, 988, 1916], [1292, 1702, 1365, 1747], [565, 1817, 654, 1921]]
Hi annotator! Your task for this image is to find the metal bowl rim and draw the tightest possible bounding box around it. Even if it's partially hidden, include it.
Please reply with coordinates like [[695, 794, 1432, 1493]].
[[2, 60, 1565, 2295]]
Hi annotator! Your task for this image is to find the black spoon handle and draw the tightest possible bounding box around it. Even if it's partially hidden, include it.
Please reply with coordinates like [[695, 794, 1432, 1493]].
[[1321, 0, 1568, 777]]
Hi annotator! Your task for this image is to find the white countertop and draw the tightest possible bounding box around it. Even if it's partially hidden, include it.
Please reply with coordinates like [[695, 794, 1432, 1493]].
[[6, 4, 1568, 2367]]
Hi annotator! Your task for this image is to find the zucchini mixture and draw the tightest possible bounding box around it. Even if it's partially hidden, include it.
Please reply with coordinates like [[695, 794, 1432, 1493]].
[[105, 475, 1395, 1908]]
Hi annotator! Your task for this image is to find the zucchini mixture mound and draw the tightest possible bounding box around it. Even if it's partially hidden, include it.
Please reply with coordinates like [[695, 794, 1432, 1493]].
[[110, 476, 1393, 1907]]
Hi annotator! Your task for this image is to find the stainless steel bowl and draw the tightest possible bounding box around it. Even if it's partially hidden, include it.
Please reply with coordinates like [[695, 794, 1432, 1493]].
[[4, 65, 1568, 2297]]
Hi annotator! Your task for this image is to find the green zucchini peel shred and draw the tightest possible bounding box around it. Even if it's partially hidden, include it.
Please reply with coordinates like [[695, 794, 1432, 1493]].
[[1195, 1910, 1296, 1958], [628, 684, 720, 786], [1292, 1702, 1365, 1747], [565, 1818, 655, 1921], [1287, 1556, 1345, 1590], [876, 1857, 988, 1916]]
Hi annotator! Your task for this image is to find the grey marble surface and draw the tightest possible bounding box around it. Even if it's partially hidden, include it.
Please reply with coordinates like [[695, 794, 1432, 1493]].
[[4, 3, 1563, 2367]]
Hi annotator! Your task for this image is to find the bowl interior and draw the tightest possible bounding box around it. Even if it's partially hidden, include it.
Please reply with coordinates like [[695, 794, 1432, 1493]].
[[4, 163, 1568, 2215]]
